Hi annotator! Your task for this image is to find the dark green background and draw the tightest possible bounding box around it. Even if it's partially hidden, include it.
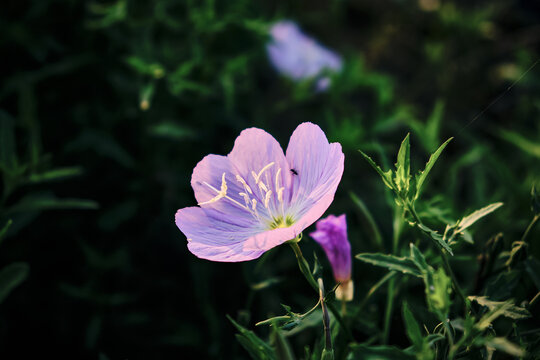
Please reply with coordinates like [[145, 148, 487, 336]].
[[1, 0, 539, 358]]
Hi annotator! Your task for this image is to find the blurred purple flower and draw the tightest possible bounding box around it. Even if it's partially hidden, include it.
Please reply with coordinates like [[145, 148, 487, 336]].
[[310, 214, 353, 301], [267, 20, 342, 91], [176, 122, 344, 262]]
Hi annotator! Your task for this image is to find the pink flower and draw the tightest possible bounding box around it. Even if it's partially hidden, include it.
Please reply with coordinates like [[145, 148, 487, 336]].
[[310, 214, 353, 301], [267, 20, 342, 91], [175, 123, 344, 262]]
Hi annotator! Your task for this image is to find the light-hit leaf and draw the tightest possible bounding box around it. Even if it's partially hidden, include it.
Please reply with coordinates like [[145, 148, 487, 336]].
[[468, 296, 531, 320], [0, 262, 29, 304], [476, 302, 513, 330], [457, 202, 504, 231], [359, 150, 395, 190], [424, 267, 452, 318], [347, 344, 415, 360], [27, 167, 83, 183], [227, 315, 276, 360], [415, 137, 453, 200], [394, 133, 411, 194], [484, 337, 525, 357], [355, 253, 422, 277]]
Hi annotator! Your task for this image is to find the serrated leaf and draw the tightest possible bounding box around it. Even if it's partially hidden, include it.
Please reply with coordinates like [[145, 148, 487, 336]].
[[484, 337, 525, 357], [476, 302, 513, 330], [356, 253, 422, 277], [415, 137, 453, 200], [359, 150, 395, 190], [394, 134, 411, 194], [417, 223, 453, 255], [468, 296, 531, 320], [347, 344, 415, 360], [27, 167, 83, 183], [227, 315, 276, 360], [0, 262, 29, 304], [409, 243, 429, 272], [457, 202, 503, 231]]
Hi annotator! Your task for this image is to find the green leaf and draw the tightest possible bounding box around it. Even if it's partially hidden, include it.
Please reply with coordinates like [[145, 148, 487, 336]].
[[525, 257, 540, 290], [270, 326, 295, 360], [0, 262, 29, 304], [0, 219, 12, 246], [347, 345, 415, 360], [468, 296, 531, 320], [424, 267, 451, 318], [484, 337, 525, 357], [476, 302, 513, 330], [0, 110, 18, 172], [125, 56, 165, 78], [350, 192, 383, 250], [27, 167, 83, 183], [456, 202, 504, 231], [409, 243, 429, 272], [415, 137, 453, 200], [148, 122, 196, 140], [7, 193, 99, 213], [227, 315, 275, 360], [394, 134, 411, 194], [402, 303, 423, 348], [359, 150, 395, 190], [356, 253, 422, 277], [417, 223, 453, 255], [499, 129, 540, 159], [532, 183, 540, 215]]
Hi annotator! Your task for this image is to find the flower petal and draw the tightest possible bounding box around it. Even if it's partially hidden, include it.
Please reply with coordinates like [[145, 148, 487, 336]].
[[227, 127, 292, 220], [176, 207, 265, 262], [285, 122, 344, 217], [191, 154, 253, 218]]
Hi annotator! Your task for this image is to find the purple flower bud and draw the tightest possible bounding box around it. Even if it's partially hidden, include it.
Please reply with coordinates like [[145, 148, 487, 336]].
[[310, 214, 353, 301], [267, 20, 342, 91]]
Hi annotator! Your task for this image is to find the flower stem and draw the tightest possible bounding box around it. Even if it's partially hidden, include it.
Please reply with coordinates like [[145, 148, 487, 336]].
[[288, 240, 353, 341], [318, 278, 334, 359], [406, 202, 471, 313], [521, 214, 540, 243]]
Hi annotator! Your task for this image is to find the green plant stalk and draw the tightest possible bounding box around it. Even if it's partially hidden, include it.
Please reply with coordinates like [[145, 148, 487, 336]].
[[318, 278, 334, 359], [521, 214, 540, 243], [288, 241, 353, 341], [382, 207, 404, 344], [406, 201, 471, 313]]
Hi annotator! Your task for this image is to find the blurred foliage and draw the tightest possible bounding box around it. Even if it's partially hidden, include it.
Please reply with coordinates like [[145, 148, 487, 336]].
[[1, 0, 540, 359]]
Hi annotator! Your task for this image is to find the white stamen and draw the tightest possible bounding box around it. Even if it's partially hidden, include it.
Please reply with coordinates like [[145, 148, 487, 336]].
[[236, 175, 253, 194], [198, 173, 228, 205], [264, 190, 273, 209], [275, 168, 282, 192], [277, 187, 284, 203], [258, 181, 268, 192], [239, 192, 250, 206]]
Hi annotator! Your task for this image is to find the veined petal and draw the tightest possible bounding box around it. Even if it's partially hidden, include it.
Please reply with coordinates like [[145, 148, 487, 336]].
[[176, 207, 265, 262], [228, 128, 292, 219], [285, 122, 344, 217], [191, 154, 252, 218]]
